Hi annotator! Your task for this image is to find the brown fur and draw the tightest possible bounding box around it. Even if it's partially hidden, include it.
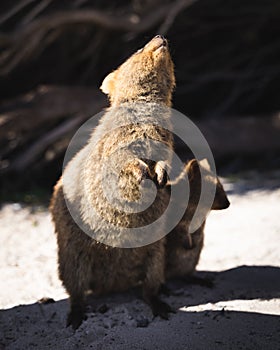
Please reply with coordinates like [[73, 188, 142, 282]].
[[166, 158, 230, 280], [50, 36, 176, 329]]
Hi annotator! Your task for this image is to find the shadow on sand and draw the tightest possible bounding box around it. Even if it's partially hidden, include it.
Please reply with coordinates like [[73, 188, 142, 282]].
[[1, 265, 279, 349]]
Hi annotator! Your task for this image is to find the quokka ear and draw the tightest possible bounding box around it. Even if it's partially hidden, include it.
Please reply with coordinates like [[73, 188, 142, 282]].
[[199, 158, 211, 171], [100, 71, 117, 95], [212, 178, 230, 210], [186, 159, 200, 182]]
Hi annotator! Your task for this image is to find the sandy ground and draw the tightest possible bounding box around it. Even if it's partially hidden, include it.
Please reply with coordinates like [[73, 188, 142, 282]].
[[0, 176, 280, 349]]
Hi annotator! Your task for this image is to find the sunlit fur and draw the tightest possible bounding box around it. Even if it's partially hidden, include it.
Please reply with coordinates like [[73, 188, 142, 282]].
[[50, 36, 176, 329]]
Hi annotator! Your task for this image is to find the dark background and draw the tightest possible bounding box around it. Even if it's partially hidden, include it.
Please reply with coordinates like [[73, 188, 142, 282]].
[[1, 0, 280, 200]]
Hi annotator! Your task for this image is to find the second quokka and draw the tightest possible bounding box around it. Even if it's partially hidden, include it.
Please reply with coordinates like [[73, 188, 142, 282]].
[[166, 158, 230, 281]]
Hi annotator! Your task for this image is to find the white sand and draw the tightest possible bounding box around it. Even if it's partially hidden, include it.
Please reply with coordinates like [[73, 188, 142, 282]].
[[0, 179, 280, 349]]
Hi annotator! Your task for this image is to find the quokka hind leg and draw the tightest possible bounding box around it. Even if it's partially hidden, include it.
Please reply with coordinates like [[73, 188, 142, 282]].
[[57, 238, 92, 330], [59, 256, 89, 329], [142, 246, 175, 319], [143, 289, 175, 319], [66, 293, 87, 330]]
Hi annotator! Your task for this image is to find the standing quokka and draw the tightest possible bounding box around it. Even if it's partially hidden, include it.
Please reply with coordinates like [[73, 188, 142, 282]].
[[166, 158, 230, 280], [50, 35, 176, 329]]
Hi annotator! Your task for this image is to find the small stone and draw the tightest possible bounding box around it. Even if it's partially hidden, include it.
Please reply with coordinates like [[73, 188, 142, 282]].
[[98, 304, 109, 314], [136, 317, 149, 328], [12, 203, 22, 211], [38, 297, 55, 304]]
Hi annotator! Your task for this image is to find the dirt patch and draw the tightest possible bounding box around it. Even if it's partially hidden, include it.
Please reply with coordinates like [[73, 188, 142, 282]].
[[0, 178, 279, 349]]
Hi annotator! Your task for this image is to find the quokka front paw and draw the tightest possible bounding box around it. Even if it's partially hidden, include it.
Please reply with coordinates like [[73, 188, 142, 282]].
[[154, 161, 169, 187], [119, 159, 151, 185]]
